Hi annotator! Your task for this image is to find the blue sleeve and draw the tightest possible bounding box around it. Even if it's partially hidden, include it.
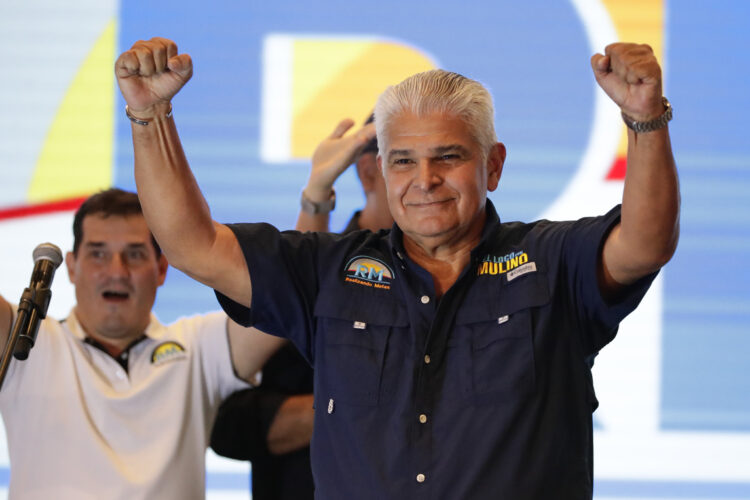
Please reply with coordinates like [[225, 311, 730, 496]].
[[559, 205, 658, 355], [214, 223, 326, 363]]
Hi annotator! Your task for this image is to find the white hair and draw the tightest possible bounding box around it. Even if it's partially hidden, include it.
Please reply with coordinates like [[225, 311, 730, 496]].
[[374, 69, 497, 156]]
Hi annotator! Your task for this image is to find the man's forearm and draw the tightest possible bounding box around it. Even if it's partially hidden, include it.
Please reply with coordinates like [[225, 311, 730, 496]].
[[267, 394, 314, 455], [591, 43, 681, 287], [130, 108, 252, 306], [609, 125, 680, 283], [227, 320, 286, 382], [131, 107, 216, 277], [117, 38, 253, 307]]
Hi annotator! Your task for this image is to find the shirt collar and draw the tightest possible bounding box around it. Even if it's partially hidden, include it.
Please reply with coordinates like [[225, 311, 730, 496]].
[[83, 334, 149, 372], [473, 199, 502, 257]]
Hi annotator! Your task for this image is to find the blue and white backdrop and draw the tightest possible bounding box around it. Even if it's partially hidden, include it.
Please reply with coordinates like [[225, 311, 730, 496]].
[[0, 1, 748, 498]]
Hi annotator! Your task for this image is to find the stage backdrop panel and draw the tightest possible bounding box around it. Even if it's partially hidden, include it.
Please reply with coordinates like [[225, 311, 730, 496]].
[[0, 1, 748, 498]]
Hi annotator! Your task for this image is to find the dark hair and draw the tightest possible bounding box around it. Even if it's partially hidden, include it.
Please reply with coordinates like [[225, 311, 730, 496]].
[[360, 112, 378, 156], [72, 188, 161, 257]]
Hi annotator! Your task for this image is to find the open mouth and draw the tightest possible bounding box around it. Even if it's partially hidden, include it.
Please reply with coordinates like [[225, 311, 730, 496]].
[[102, 291, 130, 302]]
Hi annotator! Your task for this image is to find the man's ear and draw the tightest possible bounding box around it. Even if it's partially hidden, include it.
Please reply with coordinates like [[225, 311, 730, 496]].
[[156, 254, 168, 286], [486, 142, 506, 192], [357, 155, 378, 193], [65, 252, 77, 284]]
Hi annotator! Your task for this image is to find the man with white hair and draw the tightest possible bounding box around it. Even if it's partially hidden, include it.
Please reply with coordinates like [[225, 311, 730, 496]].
[[115, 37, 679, 499]]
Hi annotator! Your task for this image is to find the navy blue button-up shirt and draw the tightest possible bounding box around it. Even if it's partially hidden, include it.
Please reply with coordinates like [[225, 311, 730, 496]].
[[217, 201, 656, 499]]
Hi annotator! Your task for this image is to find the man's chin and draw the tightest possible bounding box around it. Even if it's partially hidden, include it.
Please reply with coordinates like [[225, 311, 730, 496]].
[[403, 222, 459, 244], [97, 320, 144, 340], [96, 308, 141, 331]]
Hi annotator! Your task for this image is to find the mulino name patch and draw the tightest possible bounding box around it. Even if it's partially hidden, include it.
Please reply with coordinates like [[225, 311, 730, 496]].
[[477, 251, 532, 277]]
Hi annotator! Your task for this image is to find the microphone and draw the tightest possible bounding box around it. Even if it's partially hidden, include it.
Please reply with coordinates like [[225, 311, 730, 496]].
[[13, 243, 63, 360]]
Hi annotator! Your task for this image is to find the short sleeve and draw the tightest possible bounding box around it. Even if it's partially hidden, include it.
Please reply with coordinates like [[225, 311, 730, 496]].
[[214, 223, 330, 363], [559, 206, 658, 354], [180, 312, 250, 404]]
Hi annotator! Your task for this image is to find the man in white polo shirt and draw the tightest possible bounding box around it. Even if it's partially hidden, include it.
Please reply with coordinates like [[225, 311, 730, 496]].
[[0, 188, 284, 500]]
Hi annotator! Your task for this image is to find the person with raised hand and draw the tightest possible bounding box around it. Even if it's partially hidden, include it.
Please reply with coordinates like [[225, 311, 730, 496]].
[[0, 188, 285, 499], [116, 37, 679, 499]]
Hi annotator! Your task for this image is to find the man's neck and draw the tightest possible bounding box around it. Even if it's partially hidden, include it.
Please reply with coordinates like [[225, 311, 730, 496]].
[[73, 308, 146, 357], [403, 217, 485, 298]]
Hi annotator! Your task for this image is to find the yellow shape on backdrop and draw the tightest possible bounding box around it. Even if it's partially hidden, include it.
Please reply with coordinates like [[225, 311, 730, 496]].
[[292, 41, 373, 119], [29, 20, 116, 202], [291, 40, 436, 158], [601, 0, 664, 160]]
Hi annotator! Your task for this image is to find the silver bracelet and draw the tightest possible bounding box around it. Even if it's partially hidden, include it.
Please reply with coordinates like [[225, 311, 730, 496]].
[[125, 103, 173, 126]]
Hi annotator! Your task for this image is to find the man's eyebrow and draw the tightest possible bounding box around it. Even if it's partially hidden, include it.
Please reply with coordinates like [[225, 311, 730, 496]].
[[125, 243, 149, 250], [83, 242, 148, 249], [387, 149, 412, 160], [432, 144, 470, 156]]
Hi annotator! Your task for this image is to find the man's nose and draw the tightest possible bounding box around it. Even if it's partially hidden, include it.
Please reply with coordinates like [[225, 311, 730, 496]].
[[414, 160, 441, 190], [107, 254, 130, 277]]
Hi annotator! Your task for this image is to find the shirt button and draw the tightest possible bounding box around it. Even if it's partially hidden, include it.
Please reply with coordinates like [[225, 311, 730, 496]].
[[420, 295, 430, 304], [419, 414, 427, 424], [416, 473, 425, 483], [424, 354, 431, 364]]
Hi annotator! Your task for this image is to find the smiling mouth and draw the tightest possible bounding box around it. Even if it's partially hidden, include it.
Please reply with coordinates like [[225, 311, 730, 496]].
[[408, 199, 451, 208]]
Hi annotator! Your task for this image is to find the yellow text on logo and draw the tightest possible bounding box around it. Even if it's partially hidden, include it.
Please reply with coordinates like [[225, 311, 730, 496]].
[[477, 252, 529, 276]]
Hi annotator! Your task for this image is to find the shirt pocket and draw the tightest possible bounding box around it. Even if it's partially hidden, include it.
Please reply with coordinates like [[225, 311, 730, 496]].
[[314, 292, 409, 406], [456, 272, 550, 402]]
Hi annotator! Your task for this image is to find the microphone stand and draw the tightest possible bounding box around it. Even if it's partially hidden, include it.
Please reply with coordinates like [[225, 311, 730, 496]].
[[0, 283, 52, 391]]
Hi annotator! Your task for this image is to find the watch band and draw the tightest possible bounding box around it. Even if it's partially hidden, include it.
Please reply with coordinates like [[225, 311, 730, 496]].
[[300, 189, 336, 215], [621, 96, 672, 133]]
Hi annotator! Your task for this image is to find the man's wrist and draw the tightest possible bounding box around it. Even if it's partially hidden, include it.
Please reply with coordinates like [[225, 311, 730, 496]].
[[300, 188, 336, 215], [125, 101, 173, 125], [621, 97, 672, 133]]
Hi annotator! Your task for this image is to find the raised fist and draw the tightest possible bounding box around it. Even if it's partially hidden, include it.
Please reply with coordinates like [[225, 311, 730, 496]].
[[115, 37, 193, 116], [591, 43, 664, 122]]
